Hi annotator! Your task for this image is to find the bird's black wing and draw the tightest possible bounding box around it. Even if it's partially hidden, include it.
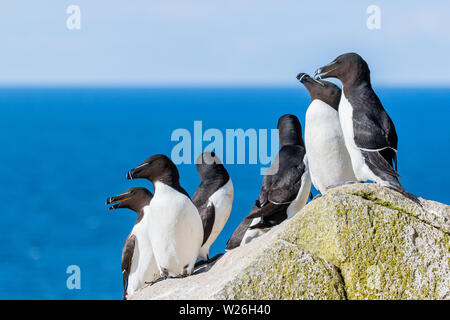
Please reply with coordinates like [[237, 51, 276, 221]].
[[248, 209, 288, 230], [226, 147, 306, 247], [347, 85, 399, 170], [255, 163, 274, 208], [121, 234, 136, 300], [199, 203, 215, 246], [246, 146, 306, 220], [192, 183, 210, 208], [246, 201, 289, 220], [225, 215, 254, 250], [361, 150, 404, 191], [268, 165, 305, 203]]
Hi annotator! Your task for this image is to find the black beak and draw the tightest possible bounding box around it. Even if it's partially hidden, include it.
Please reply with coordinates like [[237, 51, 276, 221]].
[[126, 170, 134, 180], [314, 61, 337, 80], [106, 193, 131, 210], [296, 73, 309, 83], [127, 162, 150, 180], [314, 68, 322, 79], [297, 72, 325, 87]]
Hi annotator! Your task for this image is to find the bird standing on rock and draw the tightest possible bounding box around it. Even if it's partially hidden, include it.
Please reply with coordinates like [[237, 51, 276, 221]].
[[192, 152, 233, 262], [226, 114, 311, 249], [127, 154, 204, 278], [297, 72, 356, 194], [106, 187, 158, 299], [315, 52, 404, 192]]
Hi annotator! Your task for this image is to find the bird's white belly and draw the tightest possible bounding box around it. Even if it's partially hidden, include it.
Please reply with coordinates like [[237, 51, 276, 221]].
[[199, 179, 234, 259], [126, 217, 159, 296], [305, 99, 356, 194], [148, 182, 203, 276], [339, 94, 378, 183]]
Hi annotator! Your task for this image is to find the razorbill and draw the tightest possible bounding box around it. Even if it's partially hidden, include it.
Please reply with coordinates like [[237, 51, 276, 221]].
[[226, 114, 311, 249], [297, 73, 356, 194], [192, 152, 233, 262], [106, 187, 159, 299], [315, 52, 404, 191], [127, 154, 204, 278]]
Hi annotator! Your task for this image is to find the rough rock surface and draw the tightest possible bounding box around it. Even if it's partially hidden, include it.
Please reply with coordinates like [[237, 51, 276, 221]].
[[131, 183, 450, 300]]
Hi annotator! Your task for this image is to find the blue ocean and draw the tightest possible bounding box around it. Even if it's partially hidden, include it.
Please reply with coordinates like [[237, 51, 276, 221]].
[[0, 87, 449, 299]]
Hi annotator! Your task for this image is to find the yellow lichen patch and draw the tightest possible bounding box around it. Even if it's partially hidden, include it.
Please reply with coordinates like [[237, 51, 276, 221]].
[[131, 183, 450, 300], [277, 184, 450, 300], [216, 240, 346, 300]]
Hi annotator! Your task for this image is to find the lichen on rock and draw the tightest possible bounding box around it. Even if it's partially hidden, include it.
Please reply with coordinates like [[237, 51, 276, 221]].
[[280, 184, 449, 299], [131, 183, 450, 300], [215, 240, 346, 300]]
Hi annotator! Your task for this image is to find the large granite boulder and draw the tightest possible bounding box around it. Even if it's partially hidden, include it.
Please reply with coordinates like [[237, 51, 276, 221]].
[[131, 183, 449, 300]]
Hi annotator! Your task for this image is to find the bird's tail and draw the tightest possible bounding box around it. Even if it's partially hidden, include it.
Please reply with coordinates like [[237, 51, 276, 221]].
[[361, 150, 404, 192], [225, 217, 253, 250]]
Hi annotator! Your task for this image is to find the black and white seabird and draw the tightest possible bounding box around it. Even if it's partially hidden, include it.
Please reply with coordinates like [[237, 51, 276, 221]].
[[106, 187, 158, 300], [315, 52, 403, 191], [297, 73, 356, 194], [192, 152, 233, 262], [127, 154, 203, 278], [226, 114, 311, 249]]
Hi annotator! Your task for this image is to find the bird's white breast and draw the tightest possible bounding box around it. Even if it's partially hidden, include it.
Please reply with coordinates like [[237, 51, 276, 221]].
[[305, 99, 356, 193], [339, 93, 378, 183], [148, 181, 203, 276], [126, 213, 159, 296], [339, 94, 356, 151], [199, 179, 234, 258]]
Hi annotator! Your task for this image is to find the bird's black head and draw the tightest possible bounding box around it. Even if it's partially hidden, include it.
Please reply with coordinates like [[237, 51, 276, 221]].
[[314, 52, 370, 86], [126, 154, 179, 184], [277, 114, 303, 147], [297, 73, 342, 111], [106, 187, 153, 213], [195, 152, 229, 182]]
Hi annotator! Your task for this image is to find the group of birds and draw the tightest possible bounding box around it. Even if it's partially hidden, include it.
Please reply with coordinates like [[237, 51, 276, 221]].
[[106, 52, 404, 300]]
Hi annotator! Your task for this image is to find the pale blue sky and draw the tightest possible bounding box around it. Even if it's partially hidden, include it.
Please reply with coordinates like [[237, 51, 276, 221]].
[[0, 1, 449, 86]]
